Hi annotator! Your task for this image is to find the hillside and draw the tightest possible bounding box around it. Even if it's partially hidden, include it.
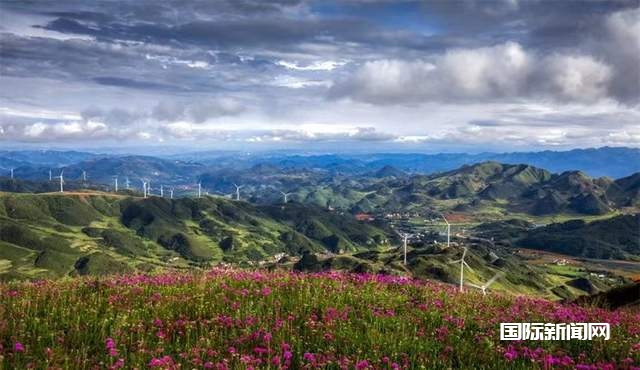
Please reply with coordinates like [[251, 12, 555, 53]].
[[474, 214, 640, 260], [517, 215, 640, 259], [0, 192, 389, 280]]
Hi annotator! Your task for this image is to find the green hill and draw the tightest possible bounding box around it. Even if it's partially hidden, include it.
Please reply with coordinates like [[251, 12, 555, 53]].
[[0, 192, 390, 280]]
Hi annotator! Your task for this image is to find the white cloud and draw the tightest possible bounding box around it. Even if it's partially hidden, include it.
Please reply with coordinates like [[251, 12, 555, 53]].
[[543, 55, 611, 102], [330, 42, 618, 104], [277, 60, 347, 71]]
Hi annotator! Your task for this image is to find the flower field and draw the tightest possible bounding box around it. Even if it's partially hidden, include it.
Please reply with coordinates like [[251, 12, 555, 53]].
[[1, 269, 639, 369]]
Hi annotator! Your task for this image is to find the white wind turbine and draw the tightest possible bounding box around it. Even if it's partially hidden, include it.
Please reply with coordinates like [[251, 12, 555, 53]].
[[400, 233, 410, 265], [169, 187, 174, 199], [147, 181, 152, 196], [10, 168, 14, 179], [113, 176, 118, 192], [125, 177, 131, 190], [82, 170, 87, 182], [140, 180, 148, 198], [49, 169, 52, 181], [160, 185, 164, 197], [280, 191, 292, 203], [233, 183, 243, 201], [449, 247, 473, 292], [467, 272, 503, 296], [197, 182, 202, 198], [54, 170, 65, 193]]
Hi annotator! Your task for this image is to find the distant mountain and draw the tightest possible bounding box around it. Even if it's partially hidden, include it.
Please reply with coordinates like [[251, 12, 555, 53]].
[[0, 150, 99, 170], [321, 161, 640, 216]]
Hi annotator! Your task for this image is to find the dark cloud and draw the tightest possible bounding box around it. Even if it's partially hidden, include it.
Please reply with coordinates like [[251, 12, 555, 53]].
[[93, 77, 182, 91]]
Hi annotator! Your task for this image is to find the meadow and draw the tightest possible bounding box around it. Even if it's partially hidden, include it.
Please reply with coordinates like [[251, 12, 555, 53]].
[[1, 269, 638, 369]]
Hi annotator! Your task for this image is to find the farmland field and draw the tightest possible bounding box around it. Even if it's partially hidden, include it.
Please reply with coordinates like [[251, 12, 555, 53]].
[[1, 269, 638, 369]]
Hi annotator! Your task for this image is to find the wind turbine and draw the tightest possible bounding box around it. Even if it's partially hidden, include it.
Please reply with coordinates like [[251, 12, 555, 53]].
[[10, 168, 14, 179], [449, 247, 473, 292], [160, 185, 164, 197], [442, 215, 451, 248], [169, 187, 174, 199], [467, 272, 503, 296], [49, 169, 52, 181], [147, 181, 152, 196], [400, 233, 409, 265], [140, 180, 147, 198], [280, 191, 292, 203], [113, 176, 118, 192], [197, 182, 202, 198], [125, 177, 130, 190], [82, 170, 87, 182], [233, 183, 243, 201], [54, 171, 65, 193]]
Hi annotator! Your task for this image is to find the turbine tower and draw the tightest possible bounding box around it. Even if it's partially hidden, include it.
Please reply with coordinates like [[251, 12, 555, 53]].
[[233, 183, 243, 201], [140, 180, 147, 198], [401, 233, 409, 265], [10, 168, 14, 179], [448, 247, 473, 292], [160, 185, 164, 198], [113, 176, 118, 192], [49, 169, 52, 181], [467, 272, 503, 296], [169, 187, 174, 199], [54, 171, 65, 193], [198, 182, 202, 198], [125, 177, 130, 190], [280, 191, 292, 203], [82, 170, 87, 182]]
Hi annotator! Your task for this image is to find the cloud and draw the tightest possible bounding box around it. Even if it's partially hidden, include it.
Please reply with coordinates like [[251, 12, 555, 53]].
[[152, 98, 245, 123], [330, 42, 621, 104], [541, 55, 612, 102], [157, 123, 396, 142], [277, 60, 347, 71]]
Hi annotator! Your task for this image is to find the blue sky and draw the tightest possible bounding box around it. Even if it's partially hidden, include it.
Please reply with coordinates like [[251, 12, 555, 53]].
[[0, 0, 638, 152]]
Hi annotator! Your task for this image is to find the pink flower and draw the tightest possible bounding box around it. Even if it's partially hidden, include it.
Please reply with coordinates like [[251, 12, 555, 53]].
[[14, 342, 25, 352], [504, 346, 517, 362], [303, 352, 316, 363], [356, 360, 369, 369], [261, 287, 272, 296]]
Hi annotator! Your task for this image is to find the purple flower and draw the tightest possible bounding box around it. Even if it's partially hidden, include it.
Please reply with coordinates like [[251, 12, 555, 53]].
[[14, 342, 25, 352]]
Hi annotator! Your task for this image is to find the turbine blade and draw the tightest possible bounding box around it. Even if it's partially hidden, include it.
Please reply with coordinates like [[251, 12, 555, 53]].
[[462, 261, 474, 273], [461, 248, 467, 259], [485, 272, 503, 287], [448, 259, 462, 264]]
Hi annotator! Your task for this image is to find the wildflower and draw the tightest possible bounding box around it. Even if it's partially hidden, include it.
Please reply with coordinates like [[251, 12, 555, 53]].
[[356, 359, 369, 369], [303, 352, 316, 362], [14, 342, 25, 352], [263, 332, 272, 342], [284, 350, 293, 361], [261, 286, 272, 296], [504, 346, 517, 362]]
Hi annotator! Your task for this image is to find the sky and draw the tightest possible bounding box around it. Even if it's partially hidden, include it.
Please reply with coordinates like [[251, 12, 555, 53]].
[[0, 0, 639, 153]]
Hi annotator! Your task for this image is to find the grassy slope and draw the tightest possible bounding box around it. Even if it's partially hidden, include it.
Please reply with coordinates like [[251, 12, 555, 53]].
[[0, 192, 390, 280]]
